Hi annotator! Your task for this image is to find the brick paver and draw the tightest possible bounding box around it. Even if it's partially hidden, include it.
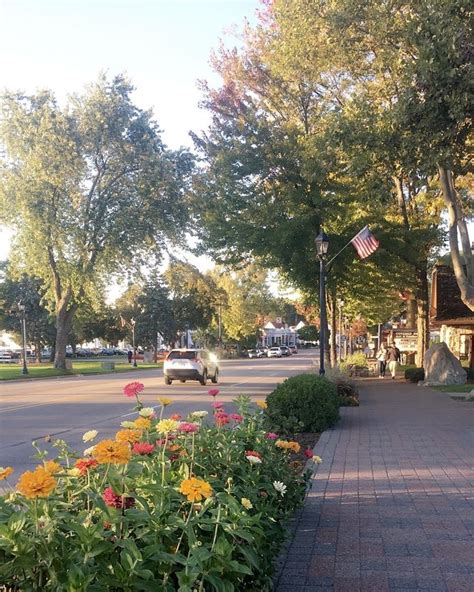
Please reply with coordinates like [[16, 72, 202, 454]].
[[274, 379, 474, 592]]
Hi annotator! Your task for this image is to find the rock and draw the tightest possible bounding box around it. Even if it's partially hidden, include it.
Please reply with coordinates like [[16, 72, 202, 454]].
[[422, 342, 467, 386]]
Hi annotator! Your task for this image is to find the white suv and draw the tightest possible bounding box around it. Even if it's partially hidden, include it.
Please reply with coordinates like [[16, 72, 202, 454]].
[[163, 349, 219, 386], [267, 346, 283, 358]]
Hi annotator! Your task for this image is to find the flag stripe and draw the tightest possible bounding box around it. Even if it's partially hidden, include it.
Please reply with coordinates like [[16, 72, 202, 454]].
[[351, 226, 379, 259]]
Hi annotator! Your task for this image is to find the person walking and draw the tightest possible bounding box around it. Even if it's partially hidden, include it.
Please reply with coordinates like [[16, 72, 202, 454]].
[[376, 344, 387, 378], [387, 344, 401, 379]]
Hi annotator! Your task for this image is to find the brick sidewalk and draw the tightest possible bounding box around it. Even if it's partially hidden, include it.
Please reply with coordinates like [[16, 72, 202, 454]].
[[274, 379, 474, 592]]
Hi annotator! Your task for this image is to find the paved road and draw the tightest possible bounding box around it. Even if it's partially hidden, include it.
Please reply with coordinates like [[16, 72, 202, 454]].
[[0, 351, 316, 475]]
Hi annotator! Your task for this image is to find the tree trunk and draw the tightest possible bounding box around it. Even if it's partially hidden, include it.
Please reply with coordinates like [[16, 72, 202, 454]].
[[35, 340, 42, 364], [438, 165, 474, 310], [328, 290, 337, 367], [54, 295, 77, 369], [415, 262, 430, 368]]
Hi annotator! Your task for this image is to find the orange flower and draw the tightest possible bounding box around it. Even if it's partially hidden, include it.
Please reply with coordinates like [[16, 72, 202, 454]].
[[0, 467, 14, 480], [115, 429, 141, 444], [179, 477, 213, 502], [133, 417, 151, 430], [43, 460, 62, 474], [93, 439, 131, 465], [17, 467, 56, 499]]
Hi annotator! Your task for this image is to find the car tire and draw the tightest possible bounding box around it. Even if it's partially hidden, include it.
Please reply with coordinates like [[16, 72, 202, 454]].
[[199, 370, 208, 386], [180, 380, 186, 383], [211, 368, 219, 384], [164, 376, 172, 385]]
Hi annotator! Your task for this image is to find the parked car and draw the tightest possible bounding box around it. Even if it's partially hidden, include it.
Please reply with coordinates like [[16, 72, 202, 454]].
[[267, 346, 283, 358], [279, 345, 292, 356], [247, 349, 263, 359], [290, 346, 298, 354], [163, 349, 219, 385]]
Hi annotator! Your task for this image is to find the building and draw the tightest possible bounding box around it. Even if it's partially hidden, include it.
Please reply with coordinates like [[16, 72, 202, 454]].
[[259, 318, 304, 348]]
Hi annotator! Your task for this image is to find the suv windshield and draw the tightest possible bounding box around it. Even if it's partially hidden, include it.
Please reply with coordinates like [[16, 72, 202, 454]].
[[167, 350, 198, 360]]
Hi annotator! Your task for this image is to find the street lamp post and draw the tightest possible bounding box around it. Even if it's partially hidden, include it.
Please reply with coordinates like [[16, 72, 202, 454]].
[[18, 301, 28, 375], [131, 318, 137, 367], [217, 302, 222, 348], [315, 231, 329, 376], [338, 300, 344, 364]]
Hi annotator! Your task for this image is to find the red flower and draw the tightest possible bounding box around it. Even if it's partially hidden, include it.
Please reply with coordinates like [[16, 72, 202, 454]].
[[229, 413, 243, 422], [102, 487, 135, 509], [132, 442, 155, 455], [245, 450, 261, 459], [170, 414, 182, 421], [208, 389, 220, 397], [304, 448, 314, 459], [123, 382, 145, 398], [75, 458, 98, 476], [215, 412, 230, 426], [178, 422, 199, 433]]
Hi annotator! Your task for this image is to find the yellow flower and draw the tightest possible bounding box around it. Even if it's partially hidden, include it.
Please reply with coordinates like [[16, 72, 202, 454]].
[[133, 417, 151, 430], [68, 468, 82, 477], [17, 468, 56, 499], [43, 460, 62, 474], [82, 430, 98, 443], [179, 477, 213, 502], [288, 441, 301, 453], [313, 455, 322, 464], [241, 497, 253, 510], [156, 419, 179, 435], [93, 439, 131, 465], [255, 400, 267, 410], [158, 397, 173, 407], [0, 467, 14, 481], [115, 429, 141, 444]]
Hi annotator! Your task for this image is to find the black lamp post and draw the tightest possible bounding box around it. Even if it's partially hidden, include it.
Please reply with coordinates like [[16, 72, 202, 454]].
[[130, 318, 137, 367], [17, 301, 29, 375], [315, 231, 329, 375]]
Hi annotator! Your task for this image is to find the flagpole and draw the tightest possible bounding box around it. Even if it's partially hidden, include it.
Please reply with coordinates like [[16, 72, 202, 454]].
[[326, 226, 368, 267]]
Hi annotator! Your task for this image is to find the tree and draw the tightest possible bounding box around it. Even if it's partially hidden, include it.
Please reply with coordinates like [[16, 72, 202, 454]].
[[0, 75, 194, 368]]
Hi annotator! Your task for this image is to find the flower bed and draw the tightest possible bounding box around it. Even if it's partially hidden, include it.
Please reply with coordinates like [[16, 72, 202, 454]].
[[0, 385, 317, 591]]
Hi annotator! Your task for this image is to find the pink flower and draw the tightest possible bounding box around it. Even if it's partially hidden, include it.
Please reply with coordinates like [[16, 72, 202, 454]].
[[304, 448, 314, 459], [208, 389, 220, 397], [229, 413, 243, 422], [215, 412, 230, 427], [211, 401, 224, 409], [123, 382, 145, 398], [170, 414, 182, 421], [266, 432, 279, 440], [132, 442, 155, 455], [103, 487, 135, 509], [178, 422, 199, 433]]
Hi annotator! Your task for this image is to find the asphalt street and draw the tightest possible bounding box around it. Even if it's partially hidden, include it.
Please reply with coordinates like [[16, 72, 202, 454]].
[[0, 350, 316, 477]]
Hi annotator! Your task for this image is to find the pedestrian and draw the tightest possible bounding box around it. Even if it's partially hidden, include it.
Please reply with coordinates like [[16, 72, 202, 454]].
[[376, 343, 387, 378], [127, 349, 133, 364], [387, 344, 401, 379]]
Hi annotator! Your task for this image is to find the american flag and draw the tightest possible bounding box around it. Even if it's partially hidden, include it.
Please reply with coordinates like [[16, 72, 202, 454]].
[[351, 226, 379, 259]]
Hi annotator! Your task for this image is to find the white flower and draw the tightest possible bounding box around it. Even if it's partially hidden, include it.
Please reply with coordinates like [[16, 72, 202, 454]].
[[83, 446, 95, 457], [82, 430, 98, 443], [190, 410, 208, 419], [246, 455, 262, 465], [313, 455, 322, 464], [273, 481, 287, 496], [120, 420, 136, 428], [139, 407, 154, 418]]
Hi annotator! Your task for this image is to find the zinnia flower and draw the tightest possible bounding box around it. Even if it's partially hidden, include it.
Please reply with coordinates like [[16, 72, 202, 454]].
[[255, 400, 267, 410], [75, 458, 98, 476], [229, 413, 243, 422], [266, 432, 279, 440], [178, 422, 199, 433], [139, 407, 155, 418], [132, 442, 155, 455], [179, 477, 213, 502], [170, 414, 182, 421], [156, 419, 179, 434], [82, 430, 98, 443], [68, 468, 82, 477], [120, 420, 136, 429], [245, 450, 262, 465], [17, 468, 56, 499], [190, 410, 208, 419], [208, 389, 219, 397], [313, 455, 322, 464], [215, 413, 230, 427], [211, 401, 224, 409], [158, 397, 173, 407], [0, 467, 14, 481], [115, 429, 141, 444], [273, 481, 287, 496], [83, 446, 95, 457], [43, 460, 62, 474], [103, 487, 135, 509], [304, 448, 314, 459], [241, 498, 253, 510], [123, 382, 145, 398], [133, 417, 151, 430], [93, 440, 131, 465]]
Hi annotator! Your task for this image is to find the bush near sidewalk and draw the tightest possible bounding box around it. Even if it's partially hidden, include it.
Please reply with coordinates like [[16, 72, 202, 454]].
[[0, 387, 314, 591]]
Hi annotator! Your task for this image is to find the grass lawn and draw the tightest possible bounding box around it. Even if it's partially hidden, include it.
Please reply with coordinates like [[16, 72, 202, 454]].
[[0, 361, 163, 381], [433, 383, 474, 393]]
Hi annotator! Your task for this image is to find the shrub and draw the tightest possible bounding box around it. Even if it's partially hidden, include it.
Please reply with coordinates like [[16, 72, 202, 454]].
[[405, 367, 425, 382], [339, 351, 368, 373], [0, 388, 310, 591], [325, 368, 360, 406], [265, 374, 340, 433]]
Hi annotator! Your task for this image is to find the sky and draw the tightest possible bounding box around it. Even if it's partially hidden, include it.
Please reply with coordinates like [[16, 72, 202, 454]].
[[0, 0, 261, 267]]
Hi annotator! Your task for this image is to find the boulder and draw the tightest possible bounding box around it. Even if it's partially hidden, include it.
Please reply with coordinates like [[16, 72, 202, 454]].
[[422, 342, 467, 386]]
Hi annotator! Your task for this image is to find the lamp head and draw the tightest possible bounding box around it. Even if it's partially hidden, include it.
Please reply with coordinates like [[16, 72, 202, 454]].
[[315, 231, 329, 257]]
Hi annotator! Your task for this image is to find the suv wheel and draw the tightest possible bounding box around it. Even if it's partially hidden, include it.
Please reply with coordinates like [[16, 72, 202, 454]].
[[199, 370, 208, 386], [164, 376, 172, 385], [211, 368, 219, 384]]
